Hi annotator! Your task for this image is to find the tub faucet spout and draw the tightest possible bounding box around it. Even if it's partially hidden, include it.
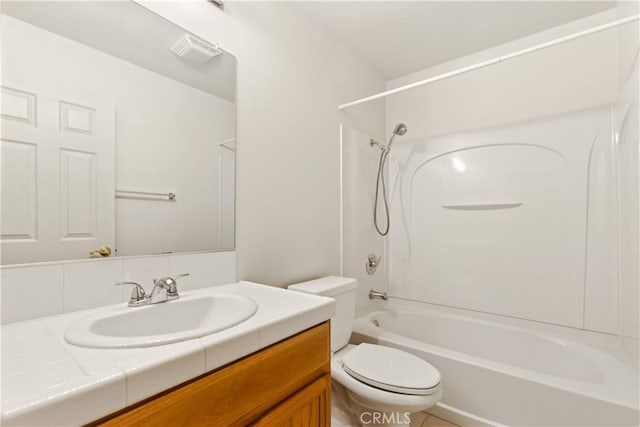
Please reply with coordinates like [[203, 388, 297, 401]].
[[369, 290, 388, 301]]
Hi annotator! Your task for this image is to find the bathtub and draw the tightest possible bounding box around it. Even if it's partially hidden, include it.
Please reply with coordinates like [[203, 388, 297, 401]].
[[352, 300, 640, 426]]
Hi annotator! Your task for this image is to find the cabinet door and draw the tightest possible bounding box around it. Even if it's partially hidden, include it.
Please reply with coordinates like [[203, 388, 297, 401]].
[[252, 374, 331, 427]]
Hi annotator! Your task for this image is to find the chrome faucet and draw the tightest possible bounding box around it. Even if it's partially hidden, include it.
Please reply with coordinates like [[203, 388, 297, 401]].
[[116, 273, 189, 307], [369, 289, 388, 301]]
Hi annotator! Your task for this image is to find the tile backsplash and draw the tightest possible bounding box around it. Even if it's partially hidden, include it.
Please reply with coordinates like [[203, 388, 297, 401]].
[[1, 251, 236, 324]]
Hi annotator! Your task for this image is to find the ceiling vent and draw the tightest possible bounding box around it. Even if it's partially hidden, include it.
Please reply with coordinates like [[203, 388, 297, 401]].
[[170, 34, 221, 65]]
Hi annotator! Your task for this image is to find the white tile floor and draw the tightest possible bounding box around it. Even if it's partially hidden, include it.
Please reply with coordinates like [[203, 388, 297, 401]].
[[421, 413, 459, 427]]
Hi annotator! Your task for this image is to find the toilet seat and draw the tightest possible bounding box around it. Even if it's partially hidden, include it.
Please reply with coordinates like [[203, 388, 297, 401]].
[[331, 357, 442, 413], [331, 345, 443, 414], [341, 343, 441, 396]]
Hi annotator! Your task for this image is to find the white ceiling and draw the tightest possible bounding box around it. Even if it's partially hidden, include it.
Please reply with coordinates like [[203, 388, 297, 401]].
[[296, 1, 615, 80]]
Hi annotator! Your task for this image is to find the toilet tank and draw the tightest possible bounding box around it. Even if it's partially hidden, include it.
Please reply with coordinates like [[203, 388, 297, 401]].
[[288, 276, 357, 352]]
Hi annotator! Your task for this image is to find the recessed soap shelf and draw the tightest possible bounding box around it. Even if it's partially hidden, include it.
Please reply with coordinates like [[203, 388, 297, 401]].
[[441, 202, 523, 210]]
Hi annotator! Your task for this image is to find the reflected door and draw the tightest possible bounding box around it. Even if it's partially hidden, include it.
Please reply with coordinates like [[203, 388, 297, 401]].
[[1, 85, 115, 264]]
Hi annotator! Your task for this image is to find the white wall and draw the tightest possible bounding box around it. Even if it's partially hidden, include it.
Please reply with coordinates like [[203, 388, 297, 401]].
[[385, 10, 618, 139], [615, 0, 639, 375], [2, 15, 233, 257], [139, 1, 386, 292], [384, 10, 622, 331]]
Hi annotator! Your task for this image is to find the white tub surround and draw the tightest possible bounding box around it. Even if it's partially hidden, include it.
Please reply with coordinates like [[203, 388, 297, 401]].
[[1, 282, 335, 426], [384, 107, 617, 331], [352, 301, 639, 426]]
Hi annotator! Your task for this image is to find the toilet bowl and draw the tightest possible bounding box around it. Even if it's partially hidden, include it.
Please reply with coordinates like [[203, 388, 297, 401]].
[[288, 276, 442, 426]]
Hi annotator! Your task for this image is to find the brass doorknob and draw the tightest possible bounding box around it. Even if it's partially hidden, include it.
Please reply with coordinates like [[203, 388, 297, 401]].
[[89, 246, 112, 257]]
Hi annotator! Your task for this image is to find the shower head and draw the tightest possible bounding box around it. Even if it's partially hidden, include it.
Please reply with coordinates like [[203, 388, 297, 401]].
[[393, 123, 408, 136], [387, 123, 408, 150]]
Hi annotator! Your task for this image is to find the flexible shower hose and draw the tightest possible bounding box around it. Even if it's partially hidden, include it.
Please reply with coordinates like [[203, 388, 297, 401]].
[[373, 148, 390, 236]]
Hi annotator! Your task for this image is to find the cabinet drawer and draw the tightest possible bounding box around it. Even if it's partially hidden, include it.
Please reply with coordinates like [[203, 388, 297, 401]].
[[97, 321, 330, 426]]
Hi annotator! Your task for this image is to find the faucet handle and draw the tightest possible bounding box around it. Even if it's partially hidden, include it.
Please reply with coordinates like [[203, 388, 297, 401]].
[[115, 281, 147, 306], [366, 253, 381, 275], [168, 273, 189, 296], [152, 273, 189, 285], [152, 273, 189, 299]]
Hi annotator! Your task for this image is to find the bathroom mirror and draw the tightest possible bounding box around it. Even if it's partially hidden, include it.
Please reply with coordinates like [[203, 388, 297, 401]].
[[1, 1, 236, 264]]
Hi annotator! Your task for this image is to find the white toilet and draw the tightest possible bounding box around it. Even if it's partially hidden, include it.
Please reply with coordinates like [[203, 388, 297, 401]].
[[289, 276, 442, 426]]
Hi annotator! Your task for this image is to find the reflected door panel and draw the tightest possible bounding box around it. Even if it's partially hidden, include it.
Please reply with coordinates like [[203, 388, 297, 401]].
[[1, 84, 115, 264]]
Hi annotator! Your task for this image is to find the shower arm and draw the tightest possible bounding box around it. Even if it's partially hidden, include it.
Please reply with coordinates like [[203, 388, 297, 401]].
[[370, 138, 387, 151]]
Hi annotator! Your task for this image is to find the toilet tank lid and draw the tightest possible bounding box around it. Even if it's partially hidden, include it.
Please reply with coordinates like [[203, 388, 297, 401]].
[[288, 276, 357, 297]]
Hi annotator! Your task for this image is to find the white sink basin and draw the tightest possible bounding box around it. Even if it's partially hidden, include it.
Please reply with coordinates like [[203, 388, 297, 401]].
[[65, 293, 258, 348]]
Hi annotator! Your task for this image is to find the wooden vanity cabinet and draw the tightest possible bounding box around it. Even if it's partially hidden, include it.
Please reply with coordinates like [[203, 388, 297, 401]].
[[252, 374, 331, 426], [93, 322, 331, 427]]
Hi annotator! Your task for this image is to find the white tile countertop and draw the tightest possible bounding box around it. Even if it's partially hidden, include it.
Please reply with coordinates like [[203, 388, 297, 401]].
[[1, 281, 335, 426]]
